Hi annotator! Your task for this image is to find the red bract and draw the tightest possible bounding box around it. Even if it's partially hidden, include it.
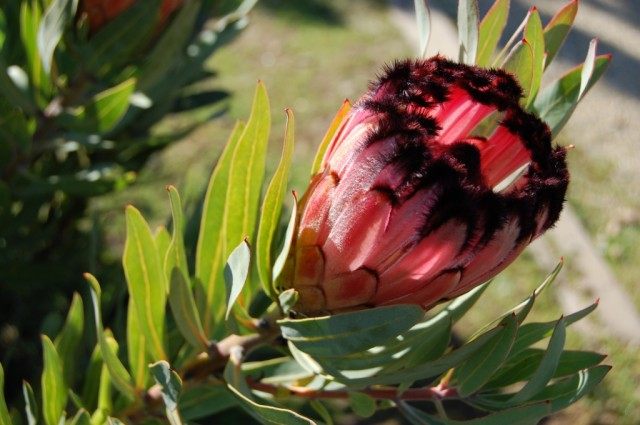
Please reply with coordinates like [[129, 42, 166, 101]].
[[291, 57, 569, 314], [80, 0, 182, 32]]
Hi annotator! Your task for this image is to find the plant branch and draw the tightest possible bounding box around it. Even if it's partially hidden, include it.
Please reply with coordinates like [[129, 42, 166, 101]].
[[246, 378, 458, 401]]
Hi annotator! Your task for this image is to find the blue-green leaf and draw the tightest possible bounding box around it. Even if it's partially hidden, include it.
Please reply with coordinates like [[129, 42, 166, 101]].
[[543, 0, 578, 67], [149, 361, 182, 412], [508, 317, 565, 404], [279, 305, 424, 357]]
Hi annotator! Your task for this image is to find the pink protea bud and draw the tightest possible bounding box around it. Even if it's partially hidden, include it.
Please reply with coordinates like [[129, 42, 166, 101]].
[[290, 57, 569, 314], [80, 0, 183, 32]]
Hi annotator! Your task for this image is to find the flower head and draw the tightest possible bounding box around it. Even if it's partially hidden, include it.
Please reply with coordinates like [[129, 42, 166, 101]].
[[291, 57, 569, 314]]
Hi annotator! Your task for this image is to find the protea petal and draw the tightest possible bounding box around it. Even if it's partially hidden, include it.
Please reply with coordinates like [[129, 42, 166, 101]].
[[289, 57, 569, 314]]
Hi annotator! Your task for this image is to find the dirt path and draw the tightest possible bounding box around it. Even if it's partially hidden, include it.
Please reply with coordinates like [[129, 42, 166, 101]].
[[389, 0, 640, 345]]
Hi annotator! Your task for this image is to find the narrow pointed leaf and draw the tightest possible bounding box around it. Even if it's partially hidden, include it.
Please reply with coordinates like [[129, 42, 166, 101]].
[[195, 120, 245, 334], [311, 100, 351, 176], [0, 364, 9, 425], [477, 0, 510, 66], [508, 317, 565, 404], [522, 8, 545, 106], [165, 186, 189, 284], [537, 366, 610, 413], [533, 52, 610, 135], [68, 410, 91, 425], [41, 335, 67, 425], [543, 0, 578, 67], [123, 205, 167, 360], [84, 273, 136, 400], [22, 382, 38, 425], [414, 0, 431, 58], [458, 0, 479, 64], [169, 268, 208, 350], [503, 39, 534, 105], [257, 109, 295, 300], [456, 314, 518, 396], [579, 39, 598, 99], [58, 79, 136, 133], [126, 298, 148, 389], [54, 292, 84, 387], [37, 0, 78, 73], [272, 198, 297, 285], [224, 240, 251, 319]]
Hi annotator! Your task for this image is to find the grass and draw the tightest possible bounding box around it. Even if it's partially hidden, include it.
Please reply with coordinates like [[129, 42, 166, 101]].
[[89, 1, 640, 423]]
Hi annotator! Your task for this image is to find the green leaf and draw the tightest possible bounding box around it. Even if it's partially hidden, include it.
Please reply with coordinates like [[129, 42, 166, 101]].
[[83, 0, 161, 74], [195, 121, 245, 334], [126, 298, 148, 389], [486, 349, 606, 389], [0, 364, 10, 425], [256, 109, 295, 300], [272, 198, 297, 285], [457, 0, 479, 64], [399, 400, 549, 425], [535, 365, 610, 413], [503, 38, 534, 106], [224, 239, 251, 320], [414, 0, 431, 58], [136, 0, 201, 91], [84, 273, 136, 400], [508, 317, 565, 404], [165, 186, 189, 286], [279, 304, 424, 357], [510, 301, 597, 356], [533, 50, 610, 136], [477, 0, 510, 66], [309, 400, 333, 425], [343, 326, 501, 387], [543, 0, 578, 67], [522, 8, 544, 107], [310, 100, 351, 176], [149, 361, 182, 412], [242, 357, 312, 384], [54, 292, 84, 387], [123, 205, 167, 360], [349, 392, 376, 418], [455, 314, 518, 396], [278, 289, 299, 316], [92, 357, 113, 424], [20, 0, 50, 104], [37, 0, 78, 73], [180, 385, 237, 421], [41, 335, 67, 425], [58, 78, 136, 134], [224, 360, 316, 425], [22, 381, 38, 425], [80, 345, 102, 411], [168, 268, 208, 350]]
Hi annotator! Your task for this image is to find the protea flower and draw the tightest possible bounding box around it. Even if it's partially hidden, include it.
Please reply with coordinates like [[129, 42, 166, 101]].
[[290, 57, 569, 314], [80, 0, 183, 31]]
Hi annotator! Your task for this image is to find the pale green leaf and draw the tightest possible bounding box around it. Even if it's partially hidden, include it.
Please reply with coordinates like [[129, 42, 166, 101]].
[[22, 381, 38, 425], [126, 298, 148, 389], [149, 361, 182, 412], [414, 0, 431, 58], [272, 198, 297, 285], [195, 121, 245, 334], [224, 240, 251, 319], [458, 0, 479, 64], [68, 409, 91, 425], [37, 0, 78, 73], [543, 0, 578, 67], [477, 0, 510, 66], [41, 335, 67, 425], [349, 392, 376, 418], [256, 108, 295, 300], [123, 205, 167, 360], [0, 364, 10, 425]]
